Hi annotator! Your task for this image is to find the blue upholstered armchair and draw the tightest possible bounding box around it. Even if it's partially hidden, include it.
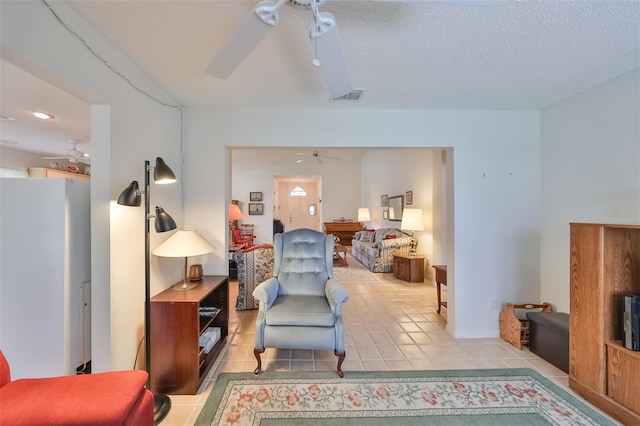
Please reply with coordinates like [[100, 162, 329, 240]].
[[252, 228, 349, 377]]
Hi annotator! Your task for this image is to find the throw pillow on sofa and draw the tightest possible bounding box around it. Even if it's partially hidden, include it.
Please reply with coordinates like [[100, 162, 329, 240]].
[[384, 235, 397, 240], [361, 231, 375, 243]]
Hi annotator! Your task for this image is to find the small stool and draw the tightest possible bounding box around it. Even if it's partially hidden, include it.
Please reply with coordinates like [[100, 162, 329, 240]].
[[526, 311, 569, 373]]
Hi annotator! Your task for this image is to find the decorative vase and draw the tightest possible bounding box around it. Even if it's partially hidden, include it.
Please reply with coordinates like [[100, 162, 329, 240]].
[[188, 264, 203, 281]]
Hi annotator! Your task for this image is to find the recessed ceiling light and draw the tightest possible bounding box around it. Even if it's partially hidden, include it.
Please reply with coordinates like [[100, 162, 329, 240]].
[[32, 111, 55, 120]]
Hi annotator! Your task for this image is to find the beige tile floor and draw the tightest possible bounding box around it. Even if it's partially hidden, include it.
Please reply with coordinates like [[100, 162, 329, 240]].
[[159, 265, 612, 426]]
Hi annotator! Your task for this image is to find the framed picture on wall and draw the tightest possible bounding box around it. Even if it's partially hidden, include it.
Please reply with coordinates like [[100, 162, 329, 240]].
[[249, 203, 264, 215], [406, 191, 413, 205], [250, 192, 263, 202], [381, 194, 388, 207]]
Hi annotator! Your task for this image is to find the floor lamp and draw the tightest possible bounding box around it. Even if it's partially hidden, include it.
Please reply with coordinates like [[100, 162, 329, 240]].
[[117, 157, 177, 425]]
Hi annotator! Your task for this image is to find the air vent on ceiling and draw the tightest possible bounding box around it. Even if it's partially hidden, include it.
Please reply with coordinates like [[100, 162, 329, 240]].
[[333, 89, 364, 101], [0, 114, 16, 120]]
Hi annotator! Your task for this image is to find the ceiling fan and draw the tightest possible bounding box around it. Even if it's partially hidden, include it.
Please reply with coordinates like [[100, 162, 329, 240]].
[[296, 150, 340, 165], [43, 139, 91, 165], [206, 0, 353, 99]]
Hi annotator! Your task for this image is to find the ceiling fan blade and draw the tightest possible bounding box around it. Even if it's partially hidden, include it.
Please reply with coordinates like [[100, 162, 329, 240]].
[[43, 156, 67, 160], [206, 1, 281, 78], [310, 13, 353, 100]]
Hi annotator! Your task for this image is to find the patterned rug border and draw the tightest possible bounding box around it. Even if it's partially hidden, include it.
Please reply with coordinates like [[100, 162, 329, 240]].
[[195, 368, 616, 426]]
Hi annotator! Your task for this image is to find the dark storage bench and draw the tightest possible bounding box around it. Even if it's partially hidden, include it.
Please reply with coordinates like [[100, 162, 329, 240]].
[[526, 312, 569, 373]]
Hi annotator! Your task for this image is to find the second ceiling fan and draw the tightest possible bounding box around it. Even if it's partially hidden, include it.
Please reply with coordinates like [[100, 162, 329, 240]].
[[206, 0, 352, 100], [296, 150, 340, 165]]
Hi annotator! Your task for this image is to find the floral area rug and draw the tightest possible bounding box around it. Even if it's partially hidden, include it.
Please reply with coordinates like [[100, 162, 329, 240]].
[[195, 369, 616, 426]]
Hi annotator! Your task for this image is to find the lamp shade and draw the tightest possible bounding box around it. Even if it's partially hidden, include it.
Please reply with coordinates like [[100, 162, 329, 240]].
[[400, 208, 424, 232], [154, 157, 177, 184], [229, 204, 244, 221], [117, 181, 142, 206], [152, 230, 215, 258], [357, 208, 371, 222], [155, 206, 177, 233]]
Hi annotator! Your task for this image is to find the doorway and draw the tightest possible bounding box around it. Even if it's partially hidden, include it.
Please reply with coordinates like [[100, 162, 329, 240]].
[[274, 176, 321, 232]]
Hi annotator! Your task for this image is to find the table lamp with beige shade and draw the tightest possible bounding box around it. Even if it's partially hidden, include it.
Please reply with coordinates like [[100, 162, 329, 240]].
[[400, 208, 424, 256], [357, 207, 371, 228], [153, 230, 215, 290]]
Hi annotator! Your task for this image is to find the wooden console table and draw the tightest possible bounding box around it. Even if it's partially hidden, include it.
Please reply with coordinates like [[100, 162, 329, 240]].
[[432, 265, 447, 313], [323, 222, 362, 246]]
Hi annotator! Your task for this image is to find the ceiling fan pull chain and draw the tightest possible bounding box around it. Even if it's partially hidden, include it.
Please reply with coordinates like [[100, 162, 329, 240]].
[[311, 0, 320, 66]]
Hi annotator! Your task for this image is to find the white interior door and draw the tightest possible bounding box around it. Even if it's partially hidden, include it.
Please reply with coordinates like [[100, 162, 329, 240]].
[[277, 180, 320, 232]]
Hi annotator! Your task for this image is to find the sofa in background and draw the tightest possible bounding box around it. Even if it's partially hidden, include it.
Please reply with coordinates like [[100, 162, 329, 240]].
[[233, 244, 274, 310], [351, 228, 414, 272], [0, 350, 153, 426]]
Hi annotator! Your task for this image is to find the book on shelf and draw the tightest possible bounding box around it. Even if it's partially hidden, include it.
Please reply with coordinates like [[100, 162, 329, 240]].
[[199, 306, 220, 317], [623, 294, 640, 351], [199, 327, 221, 354]]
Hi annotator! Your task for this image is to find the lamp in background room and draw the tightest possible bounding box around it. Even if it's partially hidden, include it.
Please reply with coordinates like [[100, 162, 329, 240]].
[[117, 157, 177, 424], [229, 203, 244, 224], [153, 230, 215, 291], [400, 208, 424, 256], [357, 208, 371, 229]]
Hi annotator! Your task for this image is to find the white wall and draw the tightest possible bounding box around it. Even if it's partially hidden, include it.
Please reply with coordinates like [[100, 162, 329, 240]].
[[540, 68, 640, 313], [360, 149, 437, 276], [231, 149, 362, 244], [185, 108, 541, 338], [1, 1, 183, 372]]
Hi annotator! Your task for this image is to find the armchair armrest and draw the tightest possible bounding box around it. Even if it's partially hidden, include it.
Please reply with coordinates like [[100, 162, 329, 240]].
[[325, 278, 348, 306], [379, 237, 413, 249], [252, 277, 280, 311]]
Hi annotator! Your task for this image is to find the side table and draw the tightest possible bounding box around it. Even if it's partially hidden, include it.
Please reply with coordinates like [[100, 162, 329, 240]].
[[393, 253, 425, 282], [333, 243, 348, 267], [432, 265, 447, 313]]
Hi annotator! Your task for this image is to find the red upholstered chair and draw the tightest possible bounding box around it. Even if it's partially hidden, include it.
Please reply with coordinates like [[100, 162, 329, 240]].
[[230, 224, 256, 248], [0, 350, 153, 426]]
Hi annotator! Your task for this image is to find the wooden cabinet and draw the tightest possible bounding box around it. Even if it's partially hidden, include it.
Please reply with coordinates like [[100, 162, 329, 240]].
[[323, 222, 363, 246], [569, 223, 640, 425], [393, 253, 425, 283], [28, 167, 90, 180], [150, 276, 228, 395]]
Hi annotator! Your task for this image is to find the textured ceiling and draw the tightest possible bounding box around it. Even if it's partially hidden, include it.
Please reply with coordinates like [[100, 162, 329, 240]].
[[65, 0, 639, 109], [1, 0, 638, 158]]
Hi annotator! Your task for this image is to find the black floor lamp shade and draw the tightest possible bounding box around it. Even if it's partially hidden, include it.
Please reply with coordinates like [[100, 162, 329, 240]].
[[155, 207, 177, 232], [118, 181, 142, 206]]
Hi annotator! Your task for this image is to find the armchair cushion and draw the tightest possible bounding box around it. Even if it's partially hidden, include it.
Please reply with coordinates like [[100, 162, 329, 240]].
[[266, 295, 334, 327], [0, 350, 153, 426]]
